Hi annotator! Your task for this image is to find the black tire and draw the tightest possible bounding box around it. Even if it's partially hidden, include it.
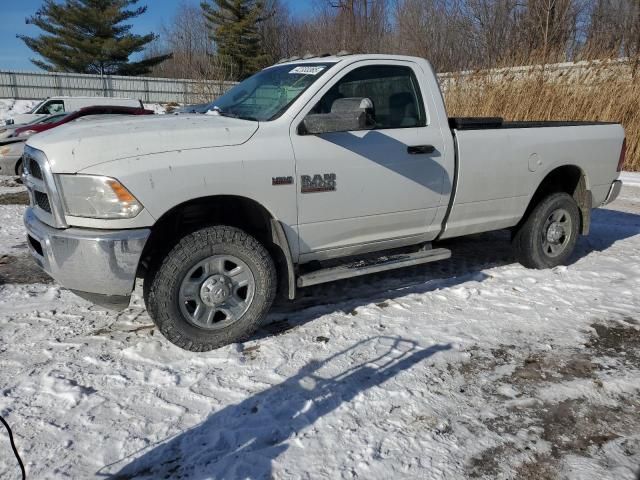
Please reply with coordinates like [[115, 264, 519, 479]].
[[144, 226, 276, 351], [513, 192, 580, 269], [15, 159, 23, 178]]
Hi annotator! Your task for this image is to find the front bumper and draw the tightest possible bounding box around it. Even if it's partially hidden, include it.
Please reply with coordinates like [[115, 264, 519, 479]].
[[24, 207, 150, 309]]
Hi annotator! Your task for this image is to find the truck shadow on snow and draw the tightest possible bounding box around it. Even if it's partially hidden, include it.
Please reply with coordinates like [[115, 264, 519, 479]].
[[106, 337, 452, 480]]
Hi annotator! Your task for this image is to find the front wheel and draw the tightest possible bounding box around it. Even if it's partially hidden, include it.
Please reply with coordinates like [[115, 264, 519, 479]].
[[15, 158, 24, 177], [144, 226, 277, 351], [512, 192, 580, 269]]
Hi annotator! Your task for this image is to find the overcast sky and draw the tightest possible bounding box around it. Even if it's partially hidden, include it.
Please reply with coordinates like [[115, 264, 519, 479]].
[[0, 0, 313, 71]]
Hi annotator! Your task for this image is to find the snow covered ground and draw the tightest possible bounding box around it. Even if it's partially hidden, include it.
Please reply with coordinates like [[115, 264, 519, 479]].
[[0, 99, 38, 124], [0, 177, 639, 479], [0, 176, 26, 200], [621, 171, 640, 188]]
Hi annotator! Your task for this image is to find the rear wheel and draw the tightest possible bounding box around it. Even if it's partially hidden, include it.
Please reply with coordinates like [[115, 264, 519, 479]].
[[144, 226, 276, 351], [513, 192, 580, 269]]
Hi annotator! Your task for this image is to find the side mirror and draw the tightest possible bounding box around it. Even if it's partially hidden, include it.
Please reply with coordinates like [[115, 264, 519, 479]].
[[300, 97, 375, 135]]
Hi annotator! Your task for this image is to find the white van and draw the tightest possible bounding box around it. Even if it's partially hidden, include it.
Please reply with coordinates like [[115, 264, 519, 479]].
[[5, 96, 144, 125]]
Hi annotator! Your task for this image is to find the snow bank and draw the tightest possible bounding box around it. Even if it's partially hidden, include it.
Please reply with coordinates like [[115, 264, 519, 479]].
[[620, 171, 640, 188], [0, 178, 26, 199], [0, 188, 639, 479], [144, 103, 169, 114], [0, 99, 39, 125], [0, 204, 27, 254]]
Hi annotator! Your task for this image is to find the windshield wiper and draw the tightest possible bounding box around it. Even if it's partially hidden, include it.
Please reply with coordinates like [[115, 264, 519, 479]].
[[234, 114, 259, 122], [208, 106, 258, 122]]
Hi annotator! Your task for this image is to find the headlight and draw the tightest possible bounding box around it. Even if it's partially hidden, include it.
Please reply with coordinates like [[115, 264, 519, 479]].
[[20, 130, 37, 137], [57, 175, 143, 219], [0, 146, 10, 157]]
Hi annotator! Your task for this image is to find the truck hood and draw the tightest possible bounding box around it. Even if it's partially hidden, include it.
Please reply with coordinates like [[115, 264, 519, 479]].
[[26, 114, 259, 173]]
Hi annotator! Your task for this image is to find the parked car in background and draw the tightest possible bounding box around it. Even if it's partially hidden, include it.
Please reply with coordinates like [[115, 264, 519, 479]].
[[4, 96, 144, 126], [0, 139, 26, 175], [13, 105, 153, 138], [0, 113, 67, 140], [1, 105, 153, 176]]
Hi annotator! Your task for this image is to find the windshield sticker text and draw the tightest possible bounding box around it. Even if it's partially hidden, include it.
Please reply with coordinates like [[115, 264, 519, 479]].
[[289, 66, 326, 75]]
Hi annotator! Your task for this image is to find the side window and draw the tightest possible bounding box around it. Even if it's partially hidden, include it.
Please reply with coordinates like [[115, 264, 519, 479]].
[[311, 65, 426, 130], [37, 100, 65, 115]]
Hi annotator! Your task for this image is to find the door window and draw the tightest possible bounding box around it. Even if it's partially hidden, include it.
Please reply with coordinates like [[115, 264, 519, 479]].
[[36, 100, 65, 115], [310, 65, 426, 130]]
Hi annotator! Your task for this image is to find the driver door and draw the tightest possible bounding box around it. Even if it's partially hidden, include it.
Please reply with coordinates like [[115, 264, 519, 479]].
[[289, 61, 449, 259]]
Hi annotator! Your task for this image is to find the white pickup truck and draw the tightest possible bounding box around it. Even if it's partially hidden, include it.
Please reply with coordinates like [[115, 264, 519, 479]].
[[22, 54, 625, 351]]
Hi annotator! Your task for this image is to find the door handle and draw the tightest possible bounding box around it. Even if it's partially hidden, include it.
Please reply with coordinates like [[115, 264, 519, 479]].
[[407, 145, 435, 155]]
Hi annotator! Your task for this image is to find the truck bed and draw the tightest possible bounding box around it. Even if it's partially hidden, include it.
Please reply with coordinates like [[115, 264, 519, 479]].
[[449, 117, 617, 130], [440, 121, 625, 240]]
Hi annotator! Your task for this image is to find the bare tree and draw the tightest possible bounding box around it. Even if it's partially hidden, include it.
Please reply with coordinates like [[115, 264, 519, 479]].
[[586, 0, 640, 64], [146, 2, 212, 78], [396, 0, 479, 71], [464, 0, 522, 67], [517, 0, 584, 63], [145, 0, 639, 81], [259, 0, 299, 62], [280, 0, 392, 55], [145, 1, 236, 101]]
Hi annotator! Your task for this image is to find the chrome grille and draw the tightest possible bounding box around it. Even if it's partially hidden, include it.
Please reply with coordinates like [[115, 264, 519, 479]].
[[34, 190, 52, 213], [28, 157, 43, 180], [23, 146, 68, 228]]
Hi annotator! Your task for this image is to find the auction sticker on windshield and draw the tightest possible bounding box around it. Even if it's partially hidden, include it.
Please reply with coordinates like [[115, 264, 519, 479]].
[[289, 66, 326, 75]]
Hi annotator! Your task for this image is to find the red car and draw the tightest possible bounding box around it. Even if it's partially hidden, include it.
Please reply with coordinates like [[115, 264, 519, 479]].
[[14, 105, 154, 137]]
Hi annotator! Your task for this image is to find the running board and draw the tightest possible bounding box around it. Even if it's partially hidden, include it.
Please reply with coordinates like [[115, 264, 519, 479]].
[[296, 248, 452, 288]]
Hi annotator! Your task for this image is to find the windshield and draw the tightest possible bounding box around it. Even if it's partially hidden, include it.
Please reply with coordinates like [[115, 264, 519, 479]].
[[28, 101, 46, 114], [206, 63, 334, 121], [23, 115, 48, 125], [37, 113, 68, 124]]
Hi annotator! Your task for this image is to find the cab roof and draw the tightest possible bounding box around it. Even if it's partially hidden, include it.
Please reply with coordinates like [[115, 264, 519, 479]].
[[270, 53, 430, 68]]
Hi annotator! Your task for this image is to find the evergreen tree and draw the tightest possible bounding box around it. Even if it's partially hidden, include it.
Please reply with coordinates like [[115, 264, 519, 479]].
[[201, 0, 269, 79], [19, 0, 171, 76]]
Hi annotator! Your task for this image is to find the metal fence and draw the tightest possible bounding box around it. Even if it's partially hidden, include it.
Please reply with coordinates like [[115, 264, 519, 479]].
[[437, 58, 633, 90], [0, 70, 236, 104], [2, 59, 627, 104]]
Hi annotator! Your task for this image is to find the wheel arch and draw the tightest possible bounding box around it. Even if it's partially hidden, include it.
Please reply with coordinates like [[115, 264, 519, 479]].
[[140, 194, 296, 300], [520, 165, 592, 235]]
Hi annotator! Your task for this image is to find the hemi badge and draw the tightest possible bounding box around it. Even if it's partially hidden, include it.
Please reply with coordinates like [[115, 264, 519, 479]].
[[272, 176, 294, 186]]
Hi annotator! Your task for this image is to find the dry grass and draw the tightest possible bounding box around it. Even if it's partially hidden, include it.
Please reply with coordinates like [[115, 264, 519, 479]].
[[442, 61, 640, 171]]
